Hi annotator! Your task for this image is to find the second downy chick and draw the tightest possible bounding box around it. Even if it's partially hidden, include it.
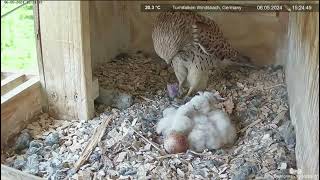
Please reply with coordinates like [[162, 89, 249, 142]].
[[157, 91, 237, 153], [188, 110, 237, 152], [156, 106, 194, 137]]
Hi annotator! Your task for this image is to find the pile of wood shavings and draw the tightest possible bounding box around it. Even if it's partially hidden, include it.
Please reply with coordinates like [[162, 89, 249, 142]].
[[94, 52, 176, 96], [2, 52, 297, 179]]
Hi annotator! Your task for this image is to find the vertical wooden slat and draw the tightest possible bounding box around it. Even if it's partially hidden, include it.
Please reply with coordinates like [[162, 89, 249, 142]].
[[38, 1, 94, 120], [80, 1, 95, 120], [33, 0, 48, 112], [275, 12, 289, 66], [285, 12, 319, 179]]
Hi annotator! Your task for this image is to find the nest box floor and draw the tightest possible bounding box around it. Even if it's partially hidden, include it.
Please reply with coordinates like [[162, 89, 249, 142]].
[[2, 52, 297, 179]]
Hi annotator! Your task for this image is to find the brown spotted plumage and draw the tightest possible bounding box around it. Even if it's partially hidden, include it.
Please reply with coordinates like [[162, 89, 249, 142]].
[[152, 11, 252, 97]]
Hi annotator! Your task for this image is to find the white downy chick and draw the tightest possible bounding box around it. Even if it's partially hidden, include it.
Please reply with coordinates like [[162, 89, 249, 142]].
[[188, 110, 236, 152], [157, 91, 236, 152], [156, 117, 173, 136], [166, 98, 205, 135], [188, 114, 211, 152], [163, 106, 177, 117], [202, 91, 224, 104], [174, 102, 196, 117], [169, 115, 194, 136], [188, 92, 211, 114], [188, 91, 222, 114], [156, 107, 177, 135], [207, 110, 236, 147], [156, 106, 194, 136]]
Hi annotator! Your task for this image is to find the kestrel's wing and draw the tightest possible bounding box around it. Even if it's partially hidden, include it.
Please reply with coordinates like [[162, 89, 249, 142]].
[[191, 21, 236, 61], [191, 21, 252, 66]]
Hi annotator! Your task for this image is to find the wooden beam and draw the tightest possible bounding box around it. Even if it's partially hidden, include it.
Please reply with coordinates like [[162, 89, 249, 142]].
[[285, 12, 319, 179], [38, 1, 94, 120], [33, 0, 48, 113], [1, 72, 15, 80], [92, 76, 99, 100], [1, 73, 26, 96], [1, 77, 42, 149], [1, 164, 44, 180]]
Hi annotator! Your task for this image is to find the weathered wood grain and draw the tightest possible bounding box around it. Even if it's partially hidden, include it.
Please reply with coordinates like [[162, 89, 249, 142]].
[[1, 77, 42, 150], [33, 0, 48, 113], [92, 76, 99, 100], [285, 12, 319, 179], [38, 1, 94, 120], [1, 73, 26, 96], [1, 72, 15, 80]]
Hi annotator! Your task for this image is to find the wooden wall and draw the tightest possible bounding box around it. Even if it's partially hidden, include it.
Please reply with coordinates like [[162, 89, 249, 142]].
[[285, 12, 319, 178], [89, 1, 131, 64], [37, 1, 94, 120], [89, 1, 283, 67]]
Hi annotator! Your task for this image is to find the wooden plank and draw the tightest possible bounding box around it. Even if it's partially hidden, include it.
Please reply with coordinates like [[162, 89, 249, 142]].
[[1, 73, 26, 96], [92, 76, 99, 100], [1, 77, 42, 149], [1, 72, 15, 80], [1, 72, 15, 77], [1, 164, 44, 180], [285, 12, 319, 179], [38, 1, 94, 120], [80, 1, 95, 119], [33, 0, 48, 113]]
